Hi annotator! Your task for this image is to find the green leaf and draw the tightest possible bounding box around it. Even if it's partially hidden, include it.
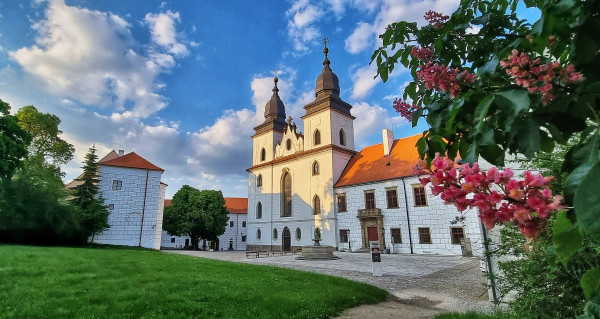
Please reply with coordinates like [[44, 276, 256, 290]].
[[565, 162, 596, 204], [416, 137, 427, 156], [516, 118, 541, 158], [496, 90, 530, 116], [480, 144, 505, 166], [552, 211, 582, 266], [473, 95, 495, 134], [478, 56, 499, 75], [574, 163, 600, 243], [578, 300, 600, 319], [581, 267, 600, 300]]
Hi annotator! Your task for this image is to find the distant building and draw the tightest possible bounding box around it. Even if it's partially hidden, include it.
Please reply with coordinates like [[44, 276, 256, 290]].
[[67, 150, 166, 250], [160, 198, 248, 251]]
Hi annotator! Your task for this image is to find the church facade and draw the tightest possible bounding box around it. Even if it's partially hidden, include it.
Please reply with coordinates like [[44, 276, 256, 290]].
[[246, 45, 487, 257]]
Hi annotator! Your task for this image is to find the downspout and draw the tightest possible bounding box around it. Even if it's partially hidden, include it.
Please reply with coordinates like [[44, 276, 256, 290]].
[[401, 178, 414, 254], [139, 169, 150, 247]]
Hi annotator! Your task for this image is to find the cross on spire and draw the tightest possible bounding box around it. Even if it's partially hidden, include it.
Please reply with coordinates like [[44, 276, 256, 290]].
[[273, 68, 279, 78], [286, 116, 293, 125], [322, 36, 329, 48]]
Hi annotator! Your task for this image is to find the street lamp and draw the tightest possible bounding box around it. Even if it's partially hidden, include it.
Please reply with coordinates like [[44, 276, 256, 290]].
[[381, 227, 386, 252], [347, 229, 351, 252]]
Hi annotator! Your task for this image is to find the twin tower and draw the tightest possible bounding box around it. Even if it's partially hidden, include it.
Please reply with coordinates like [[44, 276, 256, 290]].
[[247, 43, 357, 251]]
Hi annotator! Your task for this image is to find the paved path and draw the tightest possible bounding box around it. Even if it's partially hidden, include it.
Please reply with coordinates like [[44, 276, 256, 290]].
[[164, 250, 495, 318]]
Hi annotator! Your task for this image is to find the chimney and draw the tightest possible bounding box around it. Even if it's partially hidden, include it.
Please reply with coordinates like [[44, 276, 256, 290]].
[[118, 150, 124, 156], [382, 129, 394, 156]]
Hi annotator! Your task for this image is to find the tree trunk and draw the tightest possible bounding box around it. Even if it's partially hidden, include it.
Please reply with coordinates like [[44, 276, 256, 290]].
[[191, 236, 200, 250]]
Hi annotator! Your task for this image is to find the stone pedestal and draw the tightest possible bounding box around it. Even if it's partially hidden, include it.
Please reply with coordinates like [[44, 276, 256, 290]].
[[295, 245, 340, 260]]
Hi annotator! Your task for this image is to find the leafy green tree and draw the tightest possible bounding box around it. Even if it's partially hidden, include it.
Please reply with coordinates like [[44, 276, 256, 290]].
[[0, 99, 31, 179], [372, 0, 600, 314], [70, 145, 110, 242], [16, 105, 75, 166], [163, 186, 229, 250], [0, 155, 81, 244]]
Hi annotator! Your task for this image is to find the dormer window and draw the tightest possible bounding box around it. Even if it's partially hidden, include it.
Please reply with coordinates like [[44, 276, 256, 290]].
[[260, 148, 266, 161], [339, 129, 346, 146], [314, 130, 321, 145], [286, 139, 292, 150]]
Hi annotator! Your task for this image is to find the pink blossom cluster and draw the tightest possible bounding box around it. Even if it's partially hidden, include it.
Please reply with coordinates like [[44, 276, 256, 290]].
[[500, 49, 584, 105], [424, 10, 449, 28], [410, 46, 435, 62], [415, 154, 564, 240], [417, 62, 477, 98], [392, 98, 422, 121]]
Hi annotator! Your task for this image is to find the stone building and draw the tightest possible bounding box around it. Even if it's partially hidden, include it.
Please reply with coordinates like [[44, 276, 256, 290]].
[[246, 44, 486, 256], [160, 197, 248, 251]]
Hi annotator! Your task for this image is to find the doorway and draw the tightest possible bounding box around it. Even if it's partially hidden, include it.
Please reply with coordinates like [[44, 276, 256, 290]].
[[368, 226, 378, 242], [283, 227, 291, 251]]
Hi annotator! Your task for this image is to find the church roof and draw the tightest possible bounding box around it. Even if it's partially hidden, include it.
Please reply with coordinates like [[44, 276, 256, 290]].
[[100, 152, 164, 171], [335, 134, 422, 187], [164, 197, 248, 214], [315, 39, 340, 98]]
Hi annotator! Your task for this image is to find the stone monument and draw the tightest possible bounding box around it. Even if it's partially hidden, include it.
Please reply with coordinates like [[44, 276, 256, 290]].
[[296, 228, 340, 260]]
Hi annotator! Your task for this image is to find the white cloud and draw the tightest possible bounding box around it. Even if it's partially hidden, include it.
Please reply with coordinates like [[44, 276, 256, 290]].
[[9, 0, 187, 119], [350, 63, 379, 99], [144, 10, 189, 57], [345, 21, 373, 54], [351, 101, 407, 148]]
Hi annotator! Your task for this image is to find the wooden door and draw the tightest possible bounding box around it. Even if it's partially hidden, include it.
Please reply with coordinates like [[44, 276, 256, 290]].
[[367, 227, 378, 241], [283, 227, 291, 251]]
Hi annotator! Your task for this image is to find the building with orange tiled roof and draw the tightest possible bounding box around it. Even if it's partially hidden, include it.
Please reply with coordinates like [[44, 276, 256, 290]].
[[246, 45, 487, 257], [161, 197, 249, 251], [68, 149, 167, 250]]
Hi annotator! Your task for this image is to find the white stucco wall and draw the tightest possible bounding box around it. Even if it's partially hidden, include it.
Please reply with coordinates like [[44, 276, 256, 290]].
[[160, 213, 248, 250], [95, 165, 162, 249]]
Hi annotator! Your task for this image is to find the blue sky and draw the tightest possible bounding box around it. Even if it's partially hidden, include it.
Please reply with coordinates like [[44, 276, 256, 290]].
[[0, 0, 483, 198]]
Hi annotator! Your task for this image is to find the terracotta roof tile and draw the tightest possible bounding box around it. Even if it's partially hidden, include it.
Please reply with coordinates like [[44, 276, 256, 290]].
[[100, 152, 163, 171], [163, 198, 247, 214], [335, 134, 422, 187]]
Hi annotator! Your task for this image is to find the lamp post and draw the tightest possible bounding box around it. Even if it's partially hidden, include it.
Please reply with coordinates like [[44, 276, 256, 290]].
[[381, 227, 386, 252], [347, 230, 351, 252]]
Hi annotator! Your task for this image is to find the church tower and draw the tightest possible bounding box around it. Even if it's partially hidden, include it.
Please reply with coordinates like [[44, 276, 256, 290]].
[[247, 38, 356, 252]]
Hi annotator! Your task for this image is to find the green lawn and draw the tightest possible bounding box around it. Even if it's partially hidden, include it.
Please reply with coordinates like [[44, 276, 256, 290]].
[[0, 245, 387, 318]]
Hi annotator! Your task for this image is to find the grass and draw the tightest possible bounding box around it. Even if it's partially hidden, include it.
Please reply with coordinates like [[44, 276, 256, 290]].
[[0, 244, 387, 319], [435, 311, 514, 319]]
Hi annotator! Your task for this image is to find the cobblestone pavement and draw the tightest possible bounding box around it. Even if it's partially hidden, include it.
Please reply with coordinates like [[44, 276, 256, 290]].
[[164, 250, 496, 318]]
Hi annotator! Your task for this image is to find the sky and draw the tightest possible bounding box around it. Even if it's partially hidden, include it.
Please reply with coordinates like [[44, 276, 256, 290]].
[[0, 0, 477, 199]]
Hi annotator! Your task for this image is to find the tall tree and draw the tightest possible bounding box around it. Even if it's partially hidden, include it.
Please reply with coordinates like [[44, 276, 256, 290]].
[[163, 186, 229, 250], [16, 105, 75, 166], [70, 145, 110, 241], [0, 99, 31, 179]]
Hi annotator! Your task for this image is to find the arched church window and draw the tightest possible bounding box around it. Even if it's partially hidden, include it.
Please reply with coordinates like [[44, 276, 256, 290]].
[[257, 174, 263, 187], [261, 148, 266, 161], [339, 128, 346, 146], [257, 229, 262, 240], [273, 228, 278, 240], [313, 195, 321, 215], [282, 171, 292, 217], [296, 227, 302, 240], [312, 161, 319, 175], [314, 129, 321, 145], [286, 139, 292, 150], [256, 202, 262, 219]]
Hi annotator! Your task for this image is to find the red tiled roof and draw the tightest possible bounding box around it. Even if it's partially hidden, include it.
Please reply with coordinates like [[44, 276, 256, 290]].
[[224, 197, 248, 214], [100, 152, 163, 171], [163, 197, 247, 214], [335, 134, 422, 187]]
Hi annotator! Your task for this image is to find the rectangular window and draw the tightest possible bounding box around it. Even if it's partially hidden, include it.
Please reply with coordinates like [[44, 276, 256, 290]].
[[339, 229, 349, 243], [418, 227, 432, 244], [391, 228, 402, 244], [337, 194, 347, 212], [242, 221, 246, 227], [451, 227, 465, 244], [108, 204, 114, 210], [386, 189, 399, 208], [170, 238, 175, 243], [365, 191, 376, 209], [112, 180, 122, 190], [413, 185, 427, 206], [230, 221, 234, 228], [242, 235, 246, 242]]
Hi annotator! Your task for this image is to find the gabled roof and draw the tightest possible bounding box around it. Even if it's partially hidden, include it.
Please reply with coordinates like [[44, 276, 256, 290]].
[[335, 134, 422, 188], [100, 152, 163, 171], [163, 197, 248, 214], [99, 150, 119, 163]]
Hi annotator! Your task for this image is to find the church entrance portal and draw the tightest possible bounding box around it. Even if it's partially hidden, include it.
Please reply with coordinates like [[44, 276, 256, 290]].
[[367, 227, 378, 242], [283, 227, 291, 251], [357, 208, 384, 248]]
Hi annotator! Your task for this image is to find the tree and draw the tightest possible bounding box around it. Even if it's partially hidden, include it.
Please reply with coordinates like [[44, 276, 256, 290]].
[[70, 145, 110, 242], [16, 105, 75, 166], [0, 99, 31, 179], [372, 0, 600, 315], [163, 186, 229, 250]]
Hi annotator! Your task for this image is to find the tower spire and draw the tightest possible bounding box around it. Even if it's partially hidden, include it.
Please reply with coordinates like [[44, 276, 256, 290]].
[[322, 36, 331, 70]]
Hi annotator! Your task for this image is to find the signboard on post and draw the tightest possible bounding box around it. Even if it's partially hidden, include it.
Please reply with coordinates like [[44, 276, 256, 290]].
[[370, 241, 383, 276]]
